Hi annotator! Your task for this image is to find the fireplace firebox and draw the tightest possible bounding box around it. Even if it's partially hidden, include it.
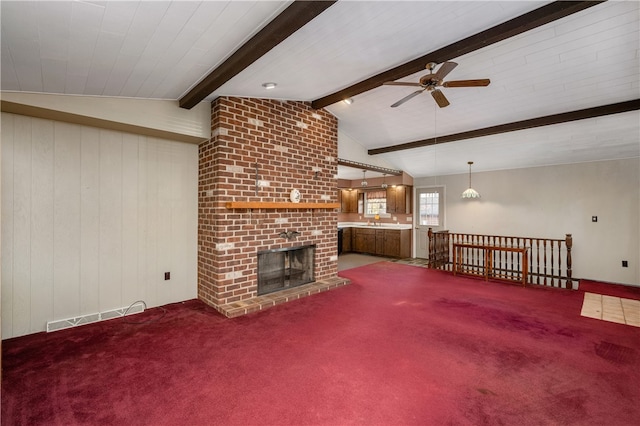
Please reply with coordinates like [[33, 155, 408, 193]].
[[257, 245, 316, 295]]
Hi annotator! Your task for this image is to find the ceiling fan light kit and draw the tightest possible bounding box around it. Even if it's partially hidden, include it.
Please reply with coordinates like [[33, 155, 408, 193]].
[[384, 61, 490, 108]]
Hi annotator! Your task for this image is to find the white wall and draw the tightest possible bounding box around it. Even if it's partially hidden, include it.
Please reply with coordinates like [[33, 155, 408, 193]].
[[1, 112, 198, 338], [414, 159, 640, 286], [338, 130, 395, 168]]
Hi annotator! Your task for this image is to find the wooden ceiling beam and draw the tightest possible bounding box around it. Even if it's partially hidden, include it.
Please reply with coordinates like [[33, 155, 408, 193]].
[[179, 0, 336, 109], [311, 1, 604, 109], [368, 99, 640, 155]]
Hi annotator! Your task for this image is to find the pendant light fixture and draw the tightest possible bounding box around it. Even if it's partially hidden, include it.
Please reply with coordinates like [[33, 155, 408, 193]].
[[361, 170, 368, 187], [461, 161, 480, 199], [381, 173, 388, 189]]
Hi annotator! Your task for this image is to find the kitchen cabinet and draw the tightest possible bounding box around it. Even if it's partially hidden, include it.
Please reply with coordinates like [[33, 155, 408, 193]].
[[386, 185, 412, 214], [351, 227, 411, 258], [342, 227, 352, 253], [383, 229, 412, 258], [339, 189, 359, 213], [380, 228, 411, 258], [384, 230, 400, 257], [375, 230, 385, 255], [354, 228, 376, 254]]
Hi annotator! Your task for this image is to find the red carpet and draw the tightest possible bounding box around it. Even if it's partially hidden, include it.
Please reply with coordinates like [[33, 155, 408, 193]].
[[2, 262, 639, 425], [578, 278, 640, 299]]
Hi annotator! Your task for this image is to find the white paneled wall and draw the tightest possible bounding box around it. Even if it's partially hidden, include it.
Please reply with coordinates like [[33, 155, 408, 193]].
[[1, 112, 198, 338]]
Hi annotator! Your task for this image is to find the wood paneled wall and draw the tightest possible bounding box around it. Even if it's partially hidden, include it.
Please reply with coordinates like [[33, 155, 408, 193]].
[[1, 113, 198, 338]]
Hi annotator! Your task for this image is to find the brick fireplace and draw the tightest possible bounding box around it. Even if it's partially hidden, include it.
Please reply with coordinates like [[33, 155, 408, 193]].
[[198, 97, 349, 317]]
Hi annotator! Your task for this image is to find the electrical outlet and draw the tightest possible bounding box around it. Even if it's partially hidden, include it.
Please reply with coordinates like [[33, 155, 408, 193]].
[[164, 272, 170, 280], [622, 261, 628, 268], [592, 216, 597, 222]]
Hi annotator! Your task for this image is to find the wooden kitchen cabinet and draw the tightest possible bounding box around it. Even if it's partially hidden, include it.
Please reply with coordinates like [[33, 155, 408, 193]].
[[390, 229, 412, 258], [354, 228, 376, 254], [375, 229, 385, 255], [351, 227, 411, 258], [383, 229, 411, 258], [383, 230, 400, 257], [342, 227, 352, 253], [340, 189, 359, 213], [386, 185, 412, 214]]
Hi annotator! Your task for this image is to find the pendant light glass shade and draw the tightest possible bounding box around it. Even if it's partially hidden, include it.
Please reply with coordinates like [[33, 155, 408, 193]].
[[461, 187, 481, 199], [461, 161, 480, 199]]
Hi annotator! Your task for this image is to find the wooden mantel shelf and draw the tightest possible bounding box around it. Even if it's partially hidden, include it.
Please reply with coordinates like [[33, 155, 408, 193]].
[[225, 201, 340, 209]]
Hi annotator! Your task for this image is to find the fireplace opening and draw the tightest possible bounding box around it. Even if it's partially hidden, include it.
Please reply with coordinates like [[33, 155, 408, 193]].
[[257, 245, 315, 295]]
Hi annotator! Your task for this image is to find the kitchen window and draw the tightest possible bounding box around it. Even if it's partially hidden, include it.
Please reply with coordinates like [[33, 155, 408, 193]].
[[364, 190, 388, 216]]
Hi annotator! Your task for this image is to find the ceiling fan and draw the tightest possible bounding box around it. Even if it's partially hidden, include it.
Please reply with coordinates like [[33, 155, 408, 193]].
[[384, 62, 490, 108]]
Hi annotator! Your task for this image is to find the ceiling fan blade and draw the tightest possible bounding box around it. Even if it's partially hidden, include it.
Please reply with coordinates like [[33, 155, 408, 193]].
[[391, 89, 425, 108], [431, 89, 450, 108], [434, 61, 458, 80], [383, 82, 423, 87], [443, 79, 491, 88]]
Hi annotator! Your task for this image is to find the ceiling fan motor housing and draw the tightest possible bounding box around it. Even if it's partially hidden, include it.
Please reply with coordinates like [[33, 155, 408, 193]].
[[419, 75, 439, 87]]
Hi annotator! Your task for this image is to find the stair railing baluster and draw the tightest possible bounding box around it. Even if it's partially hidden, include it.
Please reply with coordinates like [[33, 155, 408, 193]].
[[427, 230, 572, 288]]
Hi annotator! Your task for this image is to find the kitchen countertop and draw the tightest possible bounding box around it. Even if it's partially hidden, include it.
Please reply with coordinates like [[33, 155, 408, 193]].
[[338, 222, 412, 230]]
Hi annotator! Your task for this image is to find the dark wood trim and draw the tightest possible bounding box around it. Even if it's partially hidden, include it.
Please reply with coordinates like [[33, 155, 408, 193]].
[[337, 158, 402, 175], [179, 1, 336, 109], [1, 100, 207, 145], [312, 1, 604, 109], [368, 99, 640, 155]]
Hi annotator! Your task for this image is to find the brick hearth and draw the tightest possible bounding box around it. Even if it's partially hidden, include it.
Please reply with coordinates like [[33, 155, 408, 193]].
[[198, 97, 348, 316], [217, 276, 350, 318]]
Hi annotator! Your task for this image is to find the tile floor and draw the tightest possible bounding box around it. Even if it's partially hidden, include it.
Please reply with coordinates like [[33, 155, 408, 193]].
[[337, 253, 393, 271], [581, 292, 640, 327]]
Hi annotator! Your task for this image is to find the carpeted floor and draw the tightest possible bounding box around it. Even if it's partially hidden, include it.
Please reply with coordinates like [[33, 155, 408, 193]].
[[2, 262, 639, 425]]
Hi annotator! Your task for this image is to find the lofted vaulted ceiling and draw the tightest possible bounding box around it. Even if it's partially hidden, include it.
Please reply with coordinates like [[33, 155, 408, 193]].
[[2, 1, 638, 179]]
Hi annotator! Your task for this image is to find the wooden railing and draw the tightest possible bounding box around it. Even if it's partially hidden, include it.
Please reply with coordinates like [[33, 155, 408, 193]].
[[428, 229, 573, 289]]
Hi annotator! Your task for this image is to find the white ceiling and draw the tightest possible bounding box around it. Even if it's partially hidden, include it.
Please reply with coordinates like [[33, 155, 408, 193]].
[[2, 1, 639, 179]]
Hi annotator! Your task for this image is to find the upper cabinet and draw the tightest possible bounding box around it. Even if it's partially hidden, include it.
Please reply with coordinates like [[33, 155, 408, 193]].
[[338, 184, 412, 215], [386, 185, 412, 214], [339, 189, 359, 213]]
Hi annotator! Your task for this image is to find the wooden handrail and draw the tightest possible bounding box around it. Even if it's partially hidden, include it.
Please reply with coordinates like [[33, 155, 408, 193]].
[[427, 229, 573, 289]]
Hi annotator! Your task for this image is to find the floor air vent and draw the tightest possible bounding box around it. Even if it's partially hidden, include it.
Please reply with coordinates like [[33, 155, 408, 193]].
[[46, 303, 145, 332]]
